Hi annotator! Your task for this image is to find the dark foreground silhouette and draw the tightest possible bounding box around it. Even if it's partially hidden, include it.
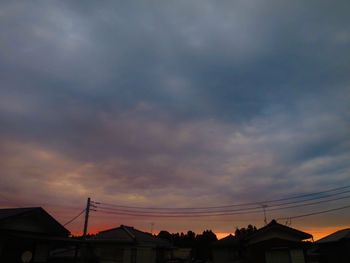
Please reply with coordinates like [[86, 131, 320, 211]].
[[1, 207, 349, 263]]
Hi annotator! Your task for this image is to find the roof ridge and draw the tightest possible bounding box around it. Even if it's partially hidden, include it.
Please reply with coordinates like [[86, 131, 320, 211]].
[[0, 207, 41, 210], [316, 228, 350, 243], [122, 225, 136, 240], [246, 219, 312, 240], [0, 207, 42, 220], [98, 226, 121, 234], [0, 207, 70, 236]]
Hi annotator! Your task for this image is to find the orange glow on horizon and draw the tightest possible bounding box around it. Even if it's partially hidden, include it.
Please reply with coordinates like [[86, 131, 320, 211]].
[[303, 225, 348, 241], [216, 232, 232, 239], [70, 224, 113, 236], [69, 224, 348, 241], [215, 226, 349, 241]]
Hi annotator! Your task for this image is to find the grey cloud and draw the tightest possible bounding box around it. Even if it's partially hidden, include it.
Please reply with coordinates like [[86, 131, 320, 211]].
[[0, 0, 350, 232]]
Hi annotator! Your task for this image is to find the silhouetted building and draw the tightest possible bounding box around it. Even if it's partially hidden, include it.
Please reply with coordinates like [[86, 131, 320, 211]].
[[171, 248, 192, 263], [315, 228, 350, 263], [212, 234, 242, 263], [0, 207, 71, 263], [91, 225, 173, 263], [213, 220, 313, 263]]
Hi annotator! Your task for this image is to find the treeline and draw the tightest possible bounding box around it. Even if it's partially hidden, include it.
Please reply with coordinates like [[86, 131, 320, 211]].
[[157, 229, 217, 261], [157, 225, 257, 261], [78, 225, 257, 261]]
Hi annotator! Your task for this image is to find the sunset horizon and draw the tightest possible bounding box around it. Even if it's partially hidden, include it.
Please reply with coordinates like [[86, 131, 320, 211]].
[[0, 2, 349, 260]]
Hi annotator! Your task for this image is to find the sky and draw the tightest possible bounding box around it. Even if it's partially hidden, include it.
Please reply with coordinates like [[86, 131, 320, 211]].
[[0, 0, 350, 240]]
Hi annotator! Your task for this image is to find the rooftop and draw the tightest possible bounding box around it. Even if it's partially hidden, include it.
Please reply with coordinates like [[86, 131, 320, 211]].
[[0, 207, 70, 236], [316, 228, 350, 244], [95, 225, 172, 248]]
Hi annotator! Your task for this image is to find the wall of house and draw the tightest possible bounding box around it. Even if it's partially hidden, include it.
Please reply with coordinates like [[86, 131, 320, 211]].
[[136, 247, 156, 263], [265, 248, 305, 263], [48, 244, 80, 263], [156, 248, 172, 263], [33, 242, 50, 262], [212, 248, 240, 263], [248, 231, 304, 245], [172, 248, 191, 261], [0, 237, 36, 263], [93, 244, 129, 263], [319, 240, 350, 263], [124, 248, 133, 263], [246, 239, 308, 263], [245, 244, 266, 263], [265, 249, 291, 263], [92, 244, 159, 263], [289, 249, 305, 263]]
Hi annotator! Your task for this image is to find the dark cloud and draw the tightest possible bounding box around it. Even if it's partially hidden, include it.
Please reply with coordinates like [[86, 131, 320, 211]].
[[0, 0, 349, 234]]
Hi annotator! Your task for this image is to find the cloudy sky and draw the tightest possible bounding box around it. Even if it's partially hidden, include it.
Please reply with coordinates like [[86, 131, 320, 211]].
[[0, 0, 349, 239]]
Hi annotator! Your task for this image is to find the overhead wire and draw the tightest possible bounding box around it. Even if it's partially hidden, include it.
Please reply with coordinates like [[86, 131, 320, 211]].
[[63, 208, 86, 226], [57, 185, 350, 233], [93, 184, 350, 211], [276, 204, 350, 220], [94, 190, 350, 215], [91, 184, 350, 219], [94, 194, 350, 217]]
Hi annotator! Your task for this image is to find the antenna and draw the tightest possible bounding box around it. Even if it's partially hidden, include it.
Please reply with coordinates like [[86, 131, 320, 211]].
[[261, 204, 268, 225], [150, 222, 154, 234], [287, 217, 292, 226]]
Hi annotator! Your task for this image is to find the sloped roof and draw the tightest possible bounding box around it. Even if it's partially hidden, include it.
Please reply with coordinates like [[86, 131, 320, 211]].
[[94, 225, 136, 243], [316, 228, 350, 244], [0, 207, 37, 221], [246, 220, 312, 242], [212, 234, 240, 248], [0, 207, 70, 236], [95, 225, 172, 248], [213, 220, 312, 249]]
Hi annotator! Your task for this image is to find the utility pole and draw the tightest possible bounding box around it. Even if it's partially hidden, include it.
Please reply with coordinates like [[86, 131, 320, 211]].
[[83, 197, 91, 239]]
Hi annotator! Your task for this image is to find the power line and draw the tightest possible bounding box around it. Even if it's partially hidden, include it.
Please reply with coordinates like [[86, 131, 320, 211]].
[[77, 186, 350, 235], [94, 194, 350, 218], [276, 204, 350, 221], [94, 190, 350, 215], [94, 184, 350, 210], [63, 208, 86, 226]]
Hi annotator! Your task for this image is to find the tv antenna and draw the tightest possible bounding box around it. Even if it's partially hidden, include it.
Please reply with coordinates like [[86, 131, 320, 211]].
[[261, 204, 268, 225]]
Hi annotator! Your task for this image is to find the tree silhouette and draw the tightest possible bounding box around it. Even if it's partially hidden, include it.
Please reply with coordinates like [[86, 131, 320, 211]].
[[157, 229, 217, 261], [235, 224, 257, 240]]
